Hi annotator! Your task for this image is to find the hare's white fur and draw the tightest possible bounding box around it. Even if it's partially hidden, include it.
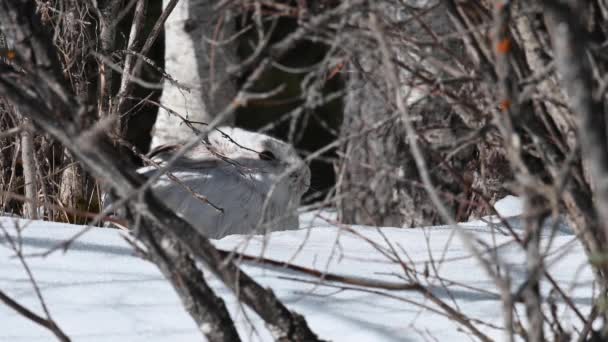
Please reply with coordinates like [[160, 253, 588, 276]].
[[140, 127, 310, 239]]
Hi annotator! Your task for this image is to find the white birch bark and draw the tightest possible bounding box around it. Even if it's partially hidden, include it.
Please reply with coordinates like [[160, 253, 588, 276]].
[[152, 0, 238, 147], [19, 116, 37, 219]]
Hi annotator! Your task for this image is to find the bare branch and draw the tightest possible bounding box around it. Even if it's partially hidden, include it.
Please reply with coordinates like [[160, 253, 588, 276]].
[[0, 290, 70, 342]]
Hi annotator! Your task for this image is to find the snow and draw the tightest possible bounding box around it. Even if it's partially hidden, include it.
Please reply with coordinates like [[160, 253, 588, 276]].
[[0, 197, 595, 341]]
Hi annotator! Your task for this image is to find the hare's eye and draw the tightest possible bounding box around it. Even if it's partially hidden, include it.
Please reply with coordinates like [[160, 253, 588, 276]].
[[259, 150, 276, 161]]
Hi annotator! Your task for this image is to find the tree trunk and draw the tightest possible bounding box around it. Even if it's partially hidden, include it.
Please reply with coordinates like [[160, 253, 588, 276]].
[[19, 116, 37, 219], [152, 0, 238, 147], [337, 1, 499, 226]]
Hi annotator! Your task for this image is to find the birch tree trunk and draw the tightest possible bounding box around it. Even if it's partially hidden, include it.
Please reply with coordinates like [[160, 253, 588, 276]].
[[152, 0, 238, 147], [19, 116, 37, 219]]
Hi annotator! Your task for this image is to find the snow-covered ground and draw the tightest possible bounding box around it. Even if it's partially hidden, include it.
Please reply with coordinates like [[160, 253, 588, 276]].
[[0, 197, 595, 341]]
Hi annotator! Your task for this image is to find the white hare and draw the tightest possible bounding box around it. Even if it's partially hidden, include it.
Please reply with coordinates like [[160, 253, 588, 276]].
[[139, 127, 310, 239]]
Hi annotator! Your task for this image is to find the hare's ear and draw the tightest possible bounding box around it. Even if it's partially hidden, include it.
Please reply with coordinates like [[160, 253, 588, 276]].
[[147, 144, 181, 159]]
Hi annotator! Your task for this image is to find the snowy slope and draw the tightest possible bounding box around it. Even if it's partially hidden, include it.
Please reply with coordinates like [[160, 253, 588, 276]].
[[0, 199, 594, 341]]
